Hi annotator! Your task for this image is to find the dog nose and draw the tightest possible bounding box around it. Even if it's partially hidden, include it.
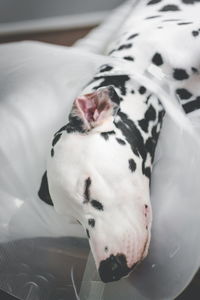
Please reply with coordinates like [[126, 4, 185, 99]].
[[98, 254, 133, 283]]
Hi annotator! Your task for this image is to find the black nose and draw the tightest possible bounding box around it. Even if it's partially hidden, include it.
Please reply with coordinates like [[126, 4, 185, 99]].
[[98, 254, 133, 283]]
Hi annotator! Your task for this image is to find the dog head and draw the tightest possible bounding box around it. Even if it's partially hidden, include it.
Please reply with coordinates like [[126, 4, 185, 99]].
[[46, 85, 152, 282]]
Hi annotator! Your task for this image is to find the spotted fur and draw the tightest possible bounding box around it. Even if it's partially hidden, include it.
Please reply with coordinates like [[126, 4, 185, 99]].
[[39, 0, 200, 283]]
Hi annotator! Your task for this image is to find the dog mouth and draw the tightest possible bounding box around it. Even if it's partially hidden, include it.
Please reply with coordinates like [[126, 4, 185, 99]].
[[97, 234, 150, 283]]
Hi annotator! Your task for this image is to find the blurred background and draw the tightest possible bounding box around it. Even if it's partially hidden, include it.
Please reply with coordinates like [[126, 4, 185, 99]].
[[0, 0, 123, 45]]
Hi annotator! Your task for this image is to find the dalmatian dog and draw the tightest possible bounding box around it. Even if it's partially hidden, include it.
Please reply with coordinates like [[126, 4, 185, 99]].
[[39, 0, 200, 283]]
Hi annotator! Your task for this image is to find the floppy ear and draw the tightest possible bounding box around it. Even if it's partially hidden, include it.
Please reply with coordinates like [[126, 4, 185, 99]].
[[38, 171, 54, 206], [73, 86, 120, 130]]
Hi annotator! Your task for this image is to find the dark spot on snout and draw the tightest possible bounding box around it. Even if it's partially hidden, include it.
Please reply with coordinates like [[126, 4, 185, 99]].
[[88, 218, 95, 228], [191, 67, 198, 73], [98, 254, 135, 283], [91, 199, 104, 211]]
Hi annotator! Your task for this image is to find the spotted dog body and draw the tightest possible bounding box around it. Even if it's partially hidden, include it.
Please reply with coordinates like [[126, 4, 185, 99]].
[[39, 0, 200, 283]]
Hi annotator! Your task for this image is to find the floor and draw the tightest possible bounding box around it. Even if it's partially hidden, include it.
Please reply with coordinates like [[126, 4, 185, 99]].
[[0, 26, 95, 46], [0, 27, 199, 300]]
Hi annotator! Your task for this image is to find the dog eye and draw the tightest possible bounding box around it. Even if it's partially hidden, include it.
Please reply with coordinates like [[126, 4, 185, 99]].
[[83, 177, 91, 203]]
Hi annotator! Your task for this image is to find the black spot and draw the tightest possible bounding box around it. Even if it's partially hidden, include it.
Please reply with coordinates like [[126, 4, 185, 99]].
[[84, 177, 91, 203], [100, 131, 115, 141], [116, 138, 126, 145], [145, 15, 161, 19], [142, 165, 151, 179], [105, 247, 108, 252], [88, 218, 95, 228], [163, 19, 181, 22], [145, 137, 156, 162], [192, 67, 198, 73], [118, 43, 132, 51], [51, 148, 54, 157], [138, 105, 156, 132], [176, 88, 193, 100], [115, 110, 163, 179], [99, 64, 113, 73], [123, 56, 134, 61], [147, 0, 162, 4], [145, 204, 148, 208], [52, 133, 62, 147], [108, 86, 121, 105], [139, 86, 147, 94], [86, 229, 90, 239], [38, 171, 54, 206], [90, 75, 130, 96], [91, 199, 104, 211], [192, 30, 199, 37], [177, 22, 193, 25], [129, 159, 136, 172], [115, 111, 145, 158], [108, 49, 116, 55], [127, 33, 139, 40], [145, 94, 152, 104], [182, 0, 200, 4], [138, 105, 157, 133], [66, 115, 85, 133], [152, 53, 163, 66], [131, 90, 135, 94], [173, 69, 189, 80], [54, 125, 67, 135], [183, 96, 200, 113], [159, 5, 180, 11]]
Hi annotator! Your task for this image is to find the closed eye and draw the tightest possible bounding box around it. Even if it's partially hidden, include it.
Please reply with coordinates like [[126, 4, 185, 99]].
[[83, 177, 91, 203]]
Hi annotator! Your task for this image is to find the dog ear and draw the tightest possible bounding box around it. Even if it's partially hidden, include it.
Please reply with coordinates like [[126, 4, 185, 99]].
[[38, 171, 54, 206], [73, 86, 120, 130]]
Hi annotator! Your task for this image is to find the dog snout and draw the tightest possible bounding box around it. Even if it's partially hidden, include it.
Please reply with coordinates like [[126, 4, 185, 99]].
[[98, 254, 134, 283]]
